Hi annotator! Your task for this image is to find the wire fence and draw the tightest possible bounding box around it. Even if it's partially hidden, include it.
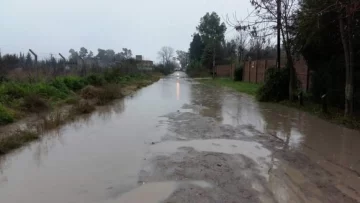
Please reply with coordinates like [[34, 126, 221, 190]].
[[0, 52, 152, 82]]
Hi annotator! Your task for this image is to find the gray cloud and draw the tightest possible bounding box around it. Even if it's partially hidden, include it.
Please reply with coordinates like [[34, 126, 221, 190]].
[[0, 0, 251, 61]]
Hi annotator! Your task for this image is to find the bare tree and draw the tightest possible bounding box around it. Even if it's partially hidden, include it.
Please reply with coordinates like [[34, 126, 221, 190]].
[[176, 50, 189, 70], [234, 30, 249, 62], [158, 46, 174, 65], [337, 0, 359, 116], [230, 0, 299, 100]]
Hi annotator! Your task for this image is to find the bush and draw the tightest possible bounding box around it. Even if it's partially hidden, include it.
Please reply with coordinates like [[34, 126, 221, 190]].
[[50, 78, 71, 94], [62, 76, 86, 91], [73, 100, 95, 114], [0, 130, 39, 155], [96, 84, 122, 105], [0, 75, 9, 84], [0, 104, 14, 125], [104, 69, 120, 83], [154, 64, 172, 75], [0, 83, 28, 100], [32, 83, 68, 100], [186, 60, 209, 77], [234, 66, 243, 81], [22, 94, 49, 112], [256, 68, 290, 102], [80, 85, 102, 99], [85, 74, 106, 86]]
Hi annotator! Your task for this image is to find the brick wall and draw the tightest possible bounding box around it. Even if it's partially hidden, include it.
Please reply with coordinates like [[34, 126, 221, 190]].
[[216, 58, 310, 91], [243, 58, 309, 91], [215, 64, 235, 78]]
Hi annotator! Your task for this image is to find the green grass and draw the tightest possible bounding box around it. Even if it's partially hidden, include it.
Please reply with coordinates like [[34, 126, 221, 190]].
[[0, 104, 14, 125], [0, 71, 162, 156], [202, 78, 261, 96], [0, 71, 162, 126]]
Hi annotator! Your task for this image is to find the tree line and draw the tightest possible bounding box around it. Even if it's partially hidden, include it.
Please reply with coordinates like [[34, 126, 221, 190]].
[[183, 12, 277, 77], [184, 0, 359, 117]]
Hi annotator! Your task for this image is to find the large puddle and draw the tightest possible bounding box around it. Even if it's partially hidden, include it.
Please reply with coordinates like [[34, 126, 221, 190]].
[[0, 72, 360, 202]]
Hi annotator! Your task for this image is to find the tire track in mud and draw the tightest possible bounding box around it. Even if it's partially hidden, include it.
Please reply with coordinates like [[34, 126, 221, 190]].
[[139, 105, 359, 203]]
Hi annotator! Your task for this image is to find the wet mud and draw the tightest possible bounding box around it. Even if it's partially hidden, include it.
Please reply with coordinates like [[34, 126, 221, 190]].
[[0, 72, 359, 203]]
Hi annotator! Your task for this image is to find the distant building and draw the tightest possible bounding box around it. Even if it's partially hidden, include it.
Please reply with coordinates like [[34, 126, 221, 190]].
[[135, 55, 153, 71]]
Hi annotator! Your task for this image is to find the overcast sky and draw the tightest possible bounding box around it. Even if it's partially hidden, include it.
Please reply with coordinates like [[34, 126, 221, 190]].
[[0, 0, 252, 61]]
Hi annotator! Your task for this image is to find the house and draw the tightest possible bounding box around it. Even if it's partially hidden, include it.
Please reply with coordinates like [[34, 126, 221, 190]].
[[135, 55, 153, 71]]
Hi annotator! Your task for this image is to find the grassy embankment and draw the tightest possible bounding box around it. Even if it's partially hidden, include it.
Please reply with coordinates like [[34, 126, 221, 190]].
[[0, 70, 162, 155], [202, 78, 360, 130], [201, 78, 261, 96]]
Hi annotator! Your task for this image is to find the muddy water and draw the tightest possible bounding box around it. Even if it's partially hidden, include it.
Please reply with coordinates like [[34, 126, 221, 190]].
[[0, 72, 360, 203]]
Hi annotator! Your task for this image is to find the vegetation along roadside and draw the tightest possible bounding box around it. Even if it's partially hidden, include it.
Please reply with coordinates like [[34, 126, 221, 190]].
[[201, 76, 360, 130], [0, 68, 162, 155]]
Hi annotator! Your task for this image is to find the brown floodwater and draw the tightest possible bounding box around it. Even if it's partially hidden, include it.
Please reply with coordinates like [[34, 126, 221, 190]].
[[0, 72, 359, 203]]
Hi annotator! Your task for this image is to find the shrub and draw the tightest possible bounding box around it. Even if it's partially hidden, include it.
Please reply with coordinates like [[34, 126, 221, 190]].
[[32, 83, 68, 100], [234, 65, 243, 81], [22, 94, 49, 112], [80, 85, 102, 99], [85, 74, 106, 86], [0, 130, 39, 155], [73, 100, 95, 114], [50, 78, 71, 94], [256, 68, 290, 102], [62, 76, 86, 91], [0, 104, 14, 125], [97, 84, 122, 105], [0, 75, 9, 84], [0, 83, 28, 100], [186, 60, 209, 77], [103, 68, 123, 83]]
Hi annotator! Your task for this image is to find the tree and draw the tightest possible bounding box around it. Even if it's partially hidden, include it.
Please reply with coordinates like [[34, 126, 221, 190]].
[[197, 12, 227, 45], [337, 0, 359, 116], [158, 46, 174, 65], [197, 12, 227, 73], [295, 0, 360, 116], [106, 49, 115, 61], [235, 0, 298, 100], [25, 52, 32, 66], [189, 33, 205, 61], [234, 31, 249, 62], [121, 48, 133, 59], [176, 50, 189, 69], [222, 40, 237, 60], [115, 48, 133, 61], [96, 49, 115, 62], [79, 47, 88, 58], [96, 49, 106, 60], [87, 51, 94, 58], [69, 49, 79, 60]]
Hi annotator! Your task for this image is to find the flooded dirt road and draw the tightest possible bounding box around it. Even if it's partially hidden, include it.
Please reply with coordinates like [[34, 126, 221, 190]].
[[1, 72, 360, 203]]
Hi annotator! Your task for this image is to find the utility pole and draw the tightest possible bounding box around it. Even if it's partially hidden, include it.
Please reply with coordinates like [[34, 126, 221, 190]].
[[277, 0, 281, 69], [212, 38, 216, 79], [212, 46, 216, 79], [29, 49, 38, 79]]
